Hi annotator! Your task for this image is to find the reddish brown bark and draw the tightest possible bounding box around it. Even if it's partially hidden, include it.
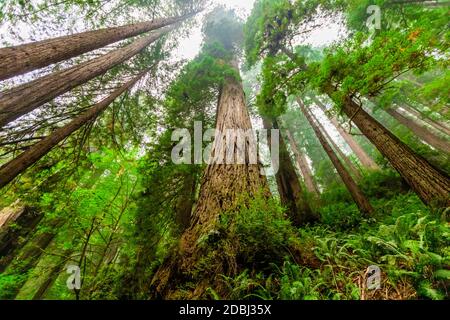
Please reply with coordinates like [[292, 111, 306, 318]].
[[151, 63, 270, 299], [0, 27, 170, 128], [283, 47, 450, 207], [0, 12, 198, 81], [297, 97, 374, 215], [286, 130, 320, 196], [335, 91, 450, 207], [263, 118, 317, 226], [0, 71, 146, 189], [386, 107, 450, 153], [312, 96, 380, 170]]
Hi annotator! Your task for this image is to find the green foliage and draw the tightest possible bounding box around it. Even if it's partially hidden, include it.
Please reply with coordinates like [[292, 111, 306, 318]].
[[360, 169, 409, 199], [319, 202, 362, 230], [2, 0, 449, 302], [219, 195, 296, 270], [0, 274, 28, 300], [216, 193, 448, 300]]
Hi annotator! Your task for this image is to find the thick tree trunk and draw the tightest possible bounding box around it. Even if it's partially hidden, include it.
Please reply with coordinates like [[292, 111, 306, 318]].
[[0, 27, 169, 128], [285, 130, 320, 196], [263, 118, 317, 225], [335, 91, 450, 207], [0, 12, 198, 81], [385, 107, 450, 153], [0, 71, 146, 189], [312, 96, 380, 170], [0, 203, 43, 272], [297, 97, 374, 215], [151, 62, 270, 299]]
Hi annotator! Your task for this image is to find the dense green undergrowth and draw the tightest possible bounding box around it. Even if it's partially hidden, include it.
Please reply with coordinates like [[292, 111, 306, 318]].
[[204, 192, 449, 300]]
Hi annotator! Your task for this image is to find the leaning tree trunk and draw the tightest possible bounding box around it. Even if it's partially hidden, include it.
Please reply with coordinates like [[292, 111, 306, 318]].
[[0, 26, 170, 128], [151, 61, 270, 299], [312, 110, 363, 180], [385, 107, 450, 154], [282, 47, 450, 207], [285, 130, 320, 196], [263, 118, 317, 225], [332, 90, 450, 207], [312, 96, 379, 170], [297, 97, 374, 215], [402, 103, 450, 136], [0, 11, 198, 81], [0, 71, 146, 189]]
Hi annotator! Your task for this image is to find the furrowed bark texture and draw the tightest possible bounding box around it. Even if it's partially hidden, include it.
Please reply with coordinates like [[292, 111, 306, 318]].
[[0, 12, 197, 80], [0, 27, 169, 127], [283, 47, 450, 207], [0, 72, 145, 189], [334, 91, 450, 207], [151, 64, 270, 299]]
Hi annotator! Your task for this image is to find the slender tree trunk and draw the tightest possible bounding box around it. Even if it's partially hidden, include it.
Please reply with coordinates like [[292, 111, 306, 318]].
[[151, 62, 270, 299], [263, 118, 317, 225], [0, 203, 43, 272], [312, 110, 363, 180], [285, 130, 320, 196], [385, 107, 450, 153], [0, 12, 198, 81], [312, 96, 380, 170], [334, 90, 450, 207], [0, 71, 146, 189], [297, 97, 374, 215], [402, 103, 450, 136], [0, 27, 169, 128]]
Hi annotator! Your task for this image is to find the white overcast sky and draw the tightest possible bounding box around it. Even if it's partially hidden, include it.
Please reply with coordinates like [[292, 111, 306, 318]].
[[174, 0, 344, 61], [0, 0, 350, 156]]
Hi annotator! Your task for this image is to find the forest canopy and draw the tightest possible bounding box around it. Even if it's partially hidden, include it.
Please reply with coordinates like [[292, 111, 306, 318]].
[[0, 0, 448, 302]]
